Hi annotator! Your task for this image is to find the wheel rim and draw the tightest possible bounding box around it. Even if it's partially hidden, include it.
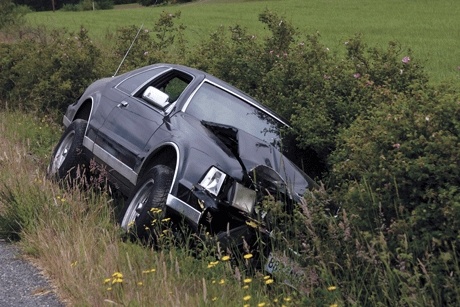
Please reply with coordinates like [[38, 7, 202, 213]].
[[50, 131, 75, 175], [121, 179, 155, 231]]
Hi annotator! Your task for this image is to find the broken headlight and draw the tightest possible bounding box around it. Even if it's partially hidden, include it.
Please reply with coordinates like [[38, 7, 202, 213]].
[[199, 166, 227, 196], [228, 182, 256, 214]]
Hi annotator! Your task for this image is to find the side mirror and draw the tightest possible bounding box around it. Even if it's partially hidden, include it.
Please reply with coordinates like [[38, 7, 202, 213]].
[[142, 86, 170, 109]]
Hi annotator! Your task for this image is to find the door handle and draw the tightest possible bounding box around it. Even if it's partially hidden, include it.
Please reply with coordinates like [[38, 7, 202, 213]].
[[117, 101, 128, 108]]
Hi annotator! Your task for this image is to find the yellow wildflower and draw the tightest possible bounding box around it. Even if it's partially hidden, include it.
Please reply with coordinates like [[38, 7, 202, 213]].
[[242, 285, 249, 290], [106, 287, 112, 291], [161, 217, 171, 222], [218, 279, 225, 285], [330, 304, 338, 307], [243, 253, 253, 259], [221, 255, 231, 261], [112, 272, 123, 279], [243, 278, 252, 284], [212, 297, 218, 302], [243, 295, 251, 301], [265, 278, 274, 285], [284, 297, 292, 302], [103, 278, 111, 284], [207, 260, 219, 268], [263, 275, 270, 280], [258, 303, 266, 307], [137, 282, 144, 286], [327, 286, 337, 291], [112, 278, 123, 284]]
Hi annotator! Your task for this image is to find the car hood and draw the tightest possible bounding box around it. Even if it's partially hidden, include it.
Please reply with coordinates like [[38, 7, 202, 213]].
[[202, 121, 314, 201]]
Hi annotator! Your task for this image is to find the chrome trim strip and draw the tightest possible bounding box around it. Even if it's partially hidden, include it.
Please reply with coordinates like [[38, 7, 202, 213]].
[[84, 137, 138, 185], [63, 115, 71, 128], [166, 194, 201, 225], [83, 136, 94, 152]]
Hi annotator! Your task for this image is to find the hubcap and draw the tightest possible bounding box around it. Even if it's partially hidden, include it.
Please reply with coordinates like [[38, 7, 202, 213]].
[[121, 179, 155, 231], [50, 131, 75, 175]]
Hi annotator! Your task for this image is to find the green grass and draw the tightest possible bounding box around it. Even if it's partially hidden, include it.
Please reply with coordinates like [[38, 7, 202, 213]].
[[25, 0, 460, 84]]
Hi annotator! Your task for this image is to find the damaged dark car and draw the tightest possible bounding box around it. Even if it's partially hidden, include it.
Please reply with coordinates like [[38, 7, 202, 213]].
[[48, 63, 317, 267]]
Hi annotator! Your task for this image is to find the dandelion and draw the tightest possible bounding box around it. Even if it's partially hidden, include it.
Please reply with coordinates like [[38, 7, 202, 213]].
[[243, 295, 251, 301], [243, 278, 252, 284], [243, 253, 253, 259], [265, 279, 274, 285], [112, 272, 123, 279], [242, 285, 249, 290], [263, 275, 270, 280], [327, 285, 337, 291], [103, 278, 112, 284], [112, 278, 123, 284], [207, 261, 219, 268], [402, 56, 411, 64], [221, 255, 231, 261], [258, 303, 266, 307]]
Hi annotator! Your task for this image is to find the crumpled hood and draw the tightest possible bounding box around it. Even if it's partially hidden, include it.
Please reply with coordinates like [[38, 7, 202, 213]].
[[236, 130, 313, 201]]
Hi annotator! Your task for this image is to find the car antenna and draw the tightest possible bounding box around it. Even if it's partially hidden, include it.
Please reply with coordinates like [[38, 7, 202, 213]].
[[113, 23, 144, 77]]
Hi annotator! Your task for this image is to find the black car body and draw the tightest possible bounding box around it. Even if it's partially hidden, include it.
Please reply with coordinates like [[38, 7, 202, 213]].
[[49, 63, 317, 253]]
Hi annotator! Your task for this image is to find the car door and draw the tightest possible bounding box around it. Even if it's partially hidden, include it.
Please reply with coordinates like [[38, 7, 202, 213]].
[[94, 68, 193, 185]]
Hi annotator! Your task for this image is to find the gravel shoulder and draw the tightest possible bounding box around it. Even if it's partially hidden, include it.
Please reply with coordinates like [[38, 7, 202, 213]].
[[0, 239, 64, 307]]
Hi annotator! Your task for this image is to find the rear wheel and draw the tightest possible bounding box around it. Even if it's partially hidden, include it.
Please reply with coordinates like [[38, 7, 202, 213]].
[[47, 119, 87, 181], [120, 165, 174, 242]]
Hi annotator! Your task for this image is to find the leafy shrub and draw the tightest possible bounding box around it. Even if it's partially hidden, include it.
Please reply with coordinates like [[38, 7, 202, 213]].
[[61, 3, 81, 11], [0, 0, 31, 30], [0, 27, 105, 117], [96, 0, 114, 10]]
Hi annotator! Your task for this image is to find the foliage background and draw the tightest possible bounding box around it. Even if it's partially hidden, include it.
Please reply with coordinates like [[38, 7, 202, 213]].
[[0, 0, 459, 305]]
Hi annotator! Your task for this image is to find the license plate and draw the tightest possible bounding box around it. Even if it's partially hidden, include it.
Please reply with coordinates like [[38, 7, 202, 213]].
[[264, 252, 306, 289]]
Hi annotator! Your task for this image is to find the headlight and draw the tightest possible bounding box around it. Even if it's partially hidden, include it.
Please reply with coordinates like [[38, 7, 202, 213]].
[[199, 166, 227, 196], [229, 182, 256, 214]]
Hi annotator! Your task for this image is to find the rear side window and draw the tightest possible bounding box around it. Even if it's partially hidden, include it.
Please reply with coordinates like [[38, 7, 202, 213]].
[[116, 67, 168, 94]]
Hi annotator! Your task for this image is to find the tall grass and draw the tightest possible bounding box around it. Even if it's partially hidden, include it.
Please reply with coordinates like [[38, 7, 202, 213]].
[[24, 0, 460, 84], [1, 110, 458, 305]]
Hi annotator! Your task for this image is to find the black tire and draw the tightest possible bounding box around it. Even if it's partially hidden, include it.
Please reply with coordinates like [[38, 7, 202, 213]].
[[120, 165, 174, 242], [47, 119, 87, 181]]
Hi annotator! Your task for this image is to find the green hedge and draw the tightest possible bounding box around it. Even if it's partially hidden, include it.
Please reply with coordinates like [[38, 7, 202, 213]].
[[0, 8, 459, 305]]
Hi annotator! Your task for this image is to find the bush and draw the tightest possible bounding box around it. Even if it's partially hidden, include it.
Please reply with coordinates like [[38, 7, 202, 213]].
[[0, 27, 105, 117], [0, 0, 31, 30]]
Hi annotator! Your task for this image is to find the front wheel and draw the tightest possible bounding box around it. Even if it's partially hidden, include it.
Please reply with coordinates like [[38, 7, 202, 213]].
[[47, 119, 87, 181], [120, 165, 173, 242]]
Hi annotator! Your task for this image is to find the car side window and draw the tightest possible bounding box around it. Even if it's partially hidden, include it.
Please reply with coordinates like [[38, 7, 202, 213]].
[[136, 70, 193, 106], [116, 67, 168, 94], [160, 77, 190, 102]]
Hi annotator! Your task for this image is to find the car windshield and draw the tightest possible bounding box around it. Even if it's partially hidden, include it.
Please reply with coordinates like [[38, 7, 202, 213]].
[[185, 82, 288, 149]]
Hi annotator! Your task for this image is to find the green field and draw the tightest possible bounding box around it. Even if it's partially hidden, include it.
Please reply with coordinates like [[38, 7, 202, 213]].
[[26, 0, 460, 83]]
